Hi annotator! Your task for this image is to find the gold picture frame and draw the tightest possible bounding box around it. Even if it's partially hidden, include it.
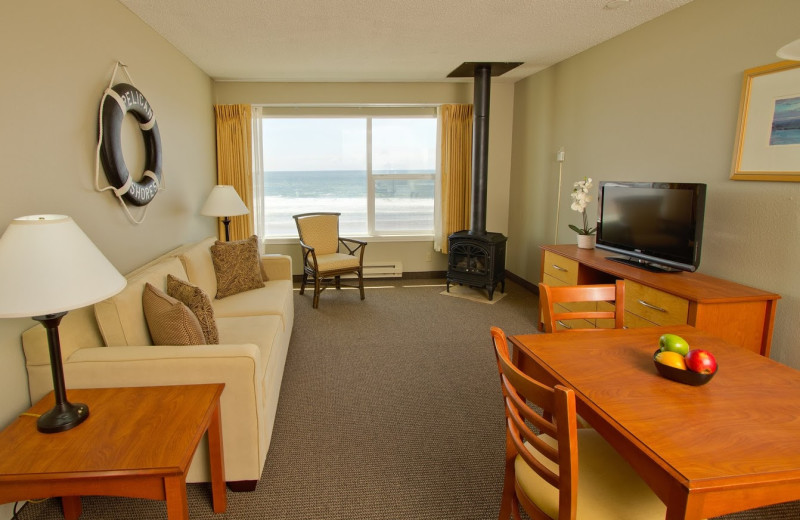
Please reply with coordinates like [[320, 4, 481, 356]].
[[731, 60, 800, 181]]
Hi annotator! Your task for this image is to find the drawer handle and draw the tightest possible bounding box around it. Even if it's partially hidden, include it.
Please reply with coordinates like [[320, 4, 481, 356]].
[[552, 264, 568, 272], [637, 299, 667, 313], [556, 320, 572, 329]]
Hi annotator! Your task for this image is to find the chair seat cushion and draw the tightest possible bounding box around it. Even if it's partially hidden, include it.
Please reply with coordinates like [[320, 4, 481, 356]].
[[515, 429, 666, 520], [313, 252, 360, 272]]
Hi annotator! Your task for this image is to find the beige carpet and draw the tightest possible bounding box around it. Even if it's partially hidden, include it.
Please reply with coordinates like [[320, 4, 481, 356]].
[[15, 278, 800, 520]]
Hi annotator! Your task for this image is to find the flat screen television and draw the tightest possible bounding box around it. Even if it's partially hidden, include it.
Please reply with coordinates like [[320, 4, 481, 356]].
[[595, 181, 707, 273]]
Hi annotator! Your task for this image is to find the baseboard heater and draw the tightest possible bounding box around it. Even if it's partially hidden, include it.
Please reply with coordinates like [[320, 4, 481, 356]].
[[344, 261, 403, 279]]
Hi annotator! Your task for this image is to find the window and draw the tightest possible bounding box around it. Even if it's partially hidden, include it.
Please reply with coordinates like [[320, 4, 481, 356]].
[[256, 110, 437, 238]]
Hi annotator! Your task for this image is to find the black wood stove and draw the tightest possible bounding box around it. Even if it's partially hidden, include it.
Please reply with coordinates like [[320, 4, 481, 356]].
[[447, 230, 506, 300], [445, 62, 519, 300]]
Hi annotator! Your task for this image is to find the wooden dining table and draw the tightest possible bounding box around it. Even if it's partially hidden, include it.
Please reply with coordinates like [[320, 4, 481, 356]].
[[509, 324, 800, 520]]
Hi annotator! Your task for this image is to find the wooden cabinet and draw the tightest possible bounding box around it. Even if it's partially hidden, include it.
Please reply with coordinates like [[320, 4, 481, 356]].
[[539, 245, 780, 356]]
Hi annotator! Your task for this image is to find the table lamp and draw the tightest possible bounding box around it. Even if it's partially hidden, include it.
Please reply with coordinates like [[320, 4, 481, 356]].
[[0, 215, 126, 433], [200, 185, 249, 241]]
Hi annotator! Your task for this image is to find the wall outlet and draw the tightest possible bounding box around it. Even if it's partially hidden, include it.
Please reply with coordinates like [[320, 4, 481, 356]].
[[425, 251, 432, 262]]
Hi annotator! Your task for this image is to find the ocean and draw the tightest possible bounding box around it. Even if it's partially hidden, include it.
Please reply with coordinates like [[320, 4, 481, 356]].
[[263, 170, 434, 236]]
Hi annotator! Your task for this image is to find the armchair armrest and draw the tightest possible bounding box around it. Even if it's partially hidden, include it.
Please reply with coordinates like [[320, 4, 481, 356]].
[[297, 239, 317, 269], [339, 237, 366, 261]]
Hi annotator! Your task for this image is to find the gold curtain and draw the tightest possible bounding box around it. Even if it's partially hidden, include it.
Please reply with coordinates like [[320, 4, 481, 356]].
[[439, 104, 473, 254], [213, 104, 254, 241]]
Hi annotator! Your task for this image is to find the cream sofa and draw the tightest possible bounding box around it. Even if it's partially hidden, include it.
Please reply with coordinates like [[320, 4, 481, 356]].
[[21, 237, 294, 490]]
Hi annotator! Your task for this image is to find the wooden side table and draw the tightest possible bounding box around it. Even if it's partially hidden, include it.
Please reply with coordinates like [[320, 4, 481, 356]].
[[0, 384, 226, 520]]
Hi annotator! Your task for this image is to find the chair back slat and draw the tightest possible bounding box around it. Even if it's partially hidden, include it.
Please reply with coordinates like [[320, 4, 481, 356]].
[[501, 376, 556, 437], [539, 280, 625, 332], [506, 411, 561, 489]]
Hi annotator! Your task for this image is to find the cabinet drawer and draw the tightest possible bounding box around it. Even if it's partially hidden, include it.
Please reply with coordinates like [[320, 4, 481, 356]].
[[543, 251, 578, 285], [624, 310, 658, 329], [625, 281, 688, 326]]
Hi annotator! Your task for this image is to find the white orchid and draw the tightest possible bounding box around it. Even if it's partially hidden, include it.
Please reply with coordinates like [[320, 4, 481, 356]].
[[568, 177, 596, 235]]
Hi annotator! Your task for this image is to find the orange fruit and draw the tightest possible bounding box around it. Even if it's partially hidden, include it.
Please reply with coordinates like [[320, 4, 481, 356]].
[[655, 350, 687, 370]]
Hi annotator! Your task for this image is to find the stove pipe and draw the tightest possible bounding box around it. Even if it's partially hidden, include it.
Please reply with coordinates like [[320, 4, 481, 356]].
[[470, 64, 491, 235]]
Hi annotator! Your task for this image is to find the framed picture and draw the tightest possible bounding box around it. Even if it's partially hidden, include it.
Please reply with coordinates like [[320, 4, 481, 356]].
[[731, 60, 800, 181]]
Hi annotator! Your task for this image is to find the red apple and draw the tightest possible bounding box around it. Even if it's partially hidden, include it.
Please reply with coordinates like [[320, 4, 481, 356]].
[[684, 349, 717, 374]]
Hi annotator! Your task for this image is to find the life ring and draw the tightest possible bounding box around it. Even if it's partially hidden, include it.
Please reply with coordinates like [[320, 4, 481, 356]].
[[98, 83, 162, 207]]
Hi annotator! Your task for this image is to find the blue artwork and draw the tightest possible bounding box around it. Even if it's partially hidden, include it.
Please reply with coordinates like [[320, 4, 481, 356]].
[[770, 96, 800, 145]]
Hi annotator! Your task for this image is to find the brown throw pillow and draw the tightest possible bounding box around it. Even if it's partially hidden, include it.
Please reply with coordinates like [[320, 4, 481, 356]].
[[166, 274, 219, 344], [210, 235, 265, 299], [142, 283, 206, 346]]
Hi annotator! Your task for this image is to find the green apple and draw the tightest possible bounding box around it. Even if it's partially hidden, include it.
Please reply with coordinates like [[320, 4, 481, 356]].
[[658, 333, 689, 356]]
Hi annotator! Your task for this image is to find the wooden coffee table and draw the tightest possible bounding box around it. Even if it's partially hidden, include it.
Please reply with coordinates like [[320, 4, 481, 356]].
[[0, 384, 226, 519]]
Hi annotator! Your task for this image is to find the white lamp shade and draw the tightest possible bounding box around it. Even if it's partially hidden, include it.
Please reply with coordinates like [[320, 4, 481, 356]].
[[777, 38, 800, 60], [201, 185, 249, 217], [0, 215, 126, 318]]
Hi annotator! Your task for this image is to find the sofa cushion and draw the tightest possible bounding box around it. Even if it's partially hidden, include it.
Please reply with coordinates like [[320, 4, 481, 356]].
[[142, 283, 206, 346], [167, 274, 219, 344], [216, 314, 280, 369], [211, 235, 265, 299], [95, 256, 189, 347], [178, 237, 218, 297], [212, 280, 294, 331]]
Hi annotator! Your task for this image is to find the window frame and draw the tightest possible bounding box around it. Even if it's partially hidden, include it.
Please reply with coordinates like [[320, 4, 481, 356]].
[[256, 107, 438, 241]]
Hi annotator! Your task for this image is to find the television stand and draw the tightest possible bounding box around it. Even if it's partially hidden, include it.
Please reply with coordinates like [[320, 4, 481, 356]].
[[540, 244, 779, 356], [606, 256, 681, 273]]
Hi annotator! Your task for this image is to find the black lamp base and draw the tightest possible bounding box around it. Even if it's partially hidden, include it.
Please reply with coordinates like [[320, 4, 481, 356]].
[[222, 217, 231, 241], [37, 401, 89, 433], [32, 312, 91, 434]]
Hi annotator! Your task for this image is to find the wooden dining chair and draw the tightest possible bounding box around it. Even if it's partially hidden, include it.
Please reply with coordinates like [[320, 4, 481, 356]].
[[538, 280, 625, 332], [293, 212, 367, 308], [489, 326, 666, 520]]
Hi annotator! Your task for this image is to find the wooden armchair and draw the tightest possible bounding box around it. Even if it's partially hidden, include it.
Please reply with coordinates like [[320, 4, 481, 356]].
[[293, 212, 366, 309], [489, 327, 665, 520], [538, 280, 625, 332]]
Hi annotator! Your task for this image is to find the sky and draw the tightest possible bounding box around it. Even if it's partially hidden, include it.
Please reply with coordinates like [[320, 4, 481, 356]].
[[262, 117, 436, 172]]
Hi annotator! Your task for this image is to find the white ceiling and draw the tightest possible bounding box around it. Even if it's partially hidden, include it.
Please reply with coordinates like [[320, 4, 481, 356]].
[[118, 0, 694, 83]]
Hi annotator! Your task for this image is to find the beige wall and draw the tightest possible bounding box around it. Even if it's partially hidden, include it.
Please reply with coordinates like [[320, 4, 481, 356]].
[[0, 1, 216, 491], [509, 0, 800, 367], [214, 80, 515, 274]]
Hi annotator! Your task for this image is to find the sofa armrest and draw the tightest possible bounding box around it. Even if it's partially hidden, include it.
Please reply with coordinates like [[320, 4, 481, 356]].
[[25, 343, 267, 483], [261, 254, 292, 281]]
